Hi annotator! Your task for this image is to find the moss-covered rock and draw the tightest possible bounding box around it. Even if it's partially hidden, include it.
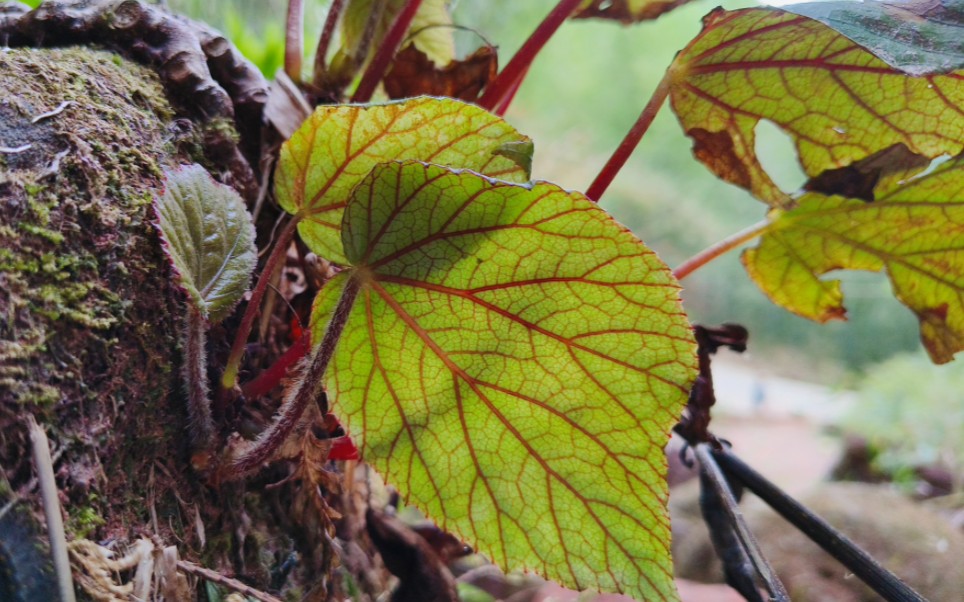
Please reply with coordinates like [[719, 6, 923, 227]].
[[0, 44, 200, 568]]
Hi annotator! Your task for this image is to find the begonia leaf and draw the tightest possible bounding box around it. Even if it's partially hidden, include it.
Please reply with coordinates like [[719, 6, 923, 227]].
[[311, 161, 697, 600], [784, 0, 964, 76], [669, 6, 964, 207], [744, 154, 964, 364], [154, 164, 257, 323], [275, 97, 532, 264]]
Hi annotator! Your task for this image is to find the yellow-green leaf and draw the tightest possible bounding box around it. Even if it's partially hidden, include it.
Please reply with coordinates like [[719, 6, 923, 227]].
[[669, 7, 964, 207], [154, 164, 257, 323], [573, 0, 697, 23], [339, 0, 455, 68], [275, 97, 532, 263], [312, 161, 696, 600], [744, 154, 964, 364]]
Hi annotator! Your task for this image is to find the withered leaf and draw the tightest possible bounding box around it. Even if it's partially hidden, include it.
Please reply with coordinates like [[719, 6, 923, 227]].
[[384, 45, 497, 101]]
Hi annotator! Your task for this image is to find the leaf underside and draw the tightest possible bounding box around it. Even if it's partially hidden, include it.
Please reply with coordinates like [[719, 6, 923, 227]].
[[744, 155, 964, 364], [275, 97, 532, 264], [784, 0, 964, 77], [155, 164, 257, 323], [312, 161, 697, 601], [669, 7, 964, 207]]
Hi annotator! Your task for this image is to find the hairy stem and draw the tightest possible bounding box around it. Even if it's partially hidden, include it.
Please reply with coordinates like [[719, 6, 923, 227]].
[[351, 0, 424, 103], [312, 0, 346, 88], [184, 305, 215, 448], [222, 217, 300, 390], [673, 219, 771, 281], [477, 0, 583, 112], [585, 73, 671, 202], [285, 0, 305, 83], [229, 274, 361, 478]]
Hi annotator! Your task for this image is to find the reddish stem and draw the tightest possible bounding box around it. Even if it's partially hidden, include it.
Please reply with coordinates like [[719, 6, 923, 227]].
[[477, 0, 583, 112], [222, 218, 300, 390], [672, 219, 771, 281], [493, 65, 527, 116], [229, 275, 361, 478], [184, 305, 214, 449], [312, 0, 347, 88], [285, 0, 305, 83], [586, 74, 671, 202], [351, 0, 424, 103], [241, 332, 311, 400]]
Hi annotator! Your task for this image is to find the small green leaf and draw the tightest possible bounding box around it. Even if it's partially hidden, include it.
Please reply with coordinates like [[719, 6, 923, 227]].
[[744, 154, 964, 364], [275, 97, 532, 264], [783, 0, 964, 76], [155, 164, 257, 323], [312, 161, 696, 600], [668, 7, 964, 207]]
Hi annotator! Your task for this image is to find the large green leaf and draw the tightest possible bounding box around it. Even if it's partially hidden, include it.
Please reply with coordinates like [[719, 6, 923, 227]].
[[744, 154, 964, 364], [275, 97, 532, 264], [668, 7, 964, 207], [312, 161, 697, 600], [154, 164, 257, 323], [784, 0, 964, 76]]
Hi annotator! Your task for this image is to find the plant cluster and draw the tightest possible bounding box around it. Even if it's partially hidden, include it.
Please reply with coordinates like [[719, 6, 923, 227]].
[[152, 0, 963, 599]]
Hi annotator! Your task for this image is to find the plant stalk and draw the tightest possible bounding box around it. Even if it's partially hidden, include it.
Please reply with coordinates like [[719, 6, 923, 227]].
[[285, 0, 305, 83], [477, 0, 583, 112], [672, 219, 770, 281], [241, 331, 311, 400], [585, 73, 671, 202], [351, 0, 424, 103], [695, 444, 790, 601], [27, 416, 77, 602], [312, 0, 346, 88], [229, 274, 361, 477], [222, 217, 300, 390], [712, 448, 928, 602], [184, 305, 215, 447]]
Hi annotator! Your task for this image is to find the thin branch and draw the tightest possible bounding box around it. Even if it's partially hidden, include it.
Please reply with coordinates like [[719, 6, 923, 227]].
[[351, 0, 424, 103], [712, 448, 929, 602], [585, 73, 670, 202], [27, 416, 77, 602], [222, 217, 300, 390], [183, 305, 214, 448], [177, 560, 283, 602], [695, 444, 789, 602], [312, 0, 347, 88], [285, 0, 305, 83], [228, 274, 361, 478], [477, 0, 583, 111], [672, 219, 770, 281]]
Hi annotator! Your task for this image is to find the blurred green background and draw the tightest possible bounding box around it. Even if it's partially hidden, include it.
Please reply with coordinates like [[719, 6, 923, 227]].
[[166, 0, 924, 382]]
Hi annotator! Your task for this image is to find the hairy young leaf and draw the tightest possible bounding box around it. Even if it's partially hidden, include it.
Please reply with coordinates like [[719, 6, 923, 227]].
[[275, 97, 532, 264], [669, 7, 964, 207], [744, 154, 964, 364], [312, 161, 697, 600], [784, 0, 964, 76], [573, 0, 697, 23], [155, 164, 257, 323]]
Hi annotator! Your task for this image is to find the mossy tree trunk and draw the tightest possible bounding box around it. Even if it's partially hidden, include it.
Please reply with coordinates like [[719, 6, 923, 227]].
[[0, 44, 302, 601]]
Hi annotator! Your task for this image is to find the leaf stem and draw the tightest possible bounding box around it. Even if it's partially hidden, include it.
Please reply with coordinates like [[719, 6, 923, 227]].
[[285, 0, 305, 83], [184, 305, 215, 448], [312, 0, 346, 88], [672, 219, 771, 281], [222, 217, 300, 390], [228, 274, 361, 478], [241, 331, 310, 400], [351, 0, 424, 103], [477, 0, 583, 112], [585, 73, 671, 202]]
